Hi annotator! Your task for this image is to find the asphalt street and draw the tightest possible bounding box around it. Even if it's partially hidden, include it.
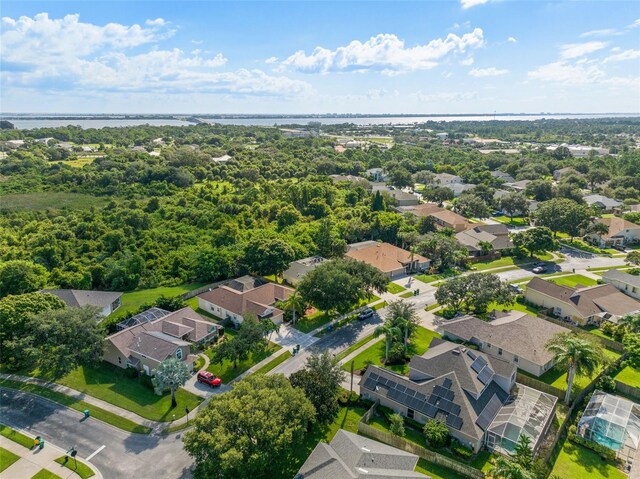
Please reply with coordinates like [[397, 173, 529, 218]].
[[0, 388, 193, 479]]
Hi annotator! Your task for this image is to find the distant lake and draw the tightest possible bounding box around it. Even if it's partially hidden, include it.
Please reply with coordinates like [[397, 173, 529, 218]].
[[4, 113, 638, 130]]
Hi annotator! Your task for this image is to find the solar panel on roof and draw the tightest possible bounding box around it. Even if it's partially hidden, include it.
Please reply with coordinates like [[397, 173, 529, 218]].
[[386, 380, 397, 390], [416, 392, 426, 401], [471, 357, 487, 373], [363, 379, 376, 390], [424, 404, 438, 418], [466, 350, 477, 360], [406, 389, 416, 398], [439, 399, 453, 413], [396, 384, 407, 393], [450, 403, 461, 416], [478, 367, 494, 385], [428, 394, 438, 405], [370, 373, 379, 381], [443, 378, 453, 388], [447, 415, 463, 430], [476, 394, 502, 430]]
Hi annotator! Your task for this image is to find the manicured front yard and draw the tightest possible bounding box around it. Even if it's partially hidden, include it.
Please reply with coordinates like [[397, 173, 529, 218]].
[[386, 282, 407, 294], [485, 300, 540, 316], [550, 438, 626, 479], [112, 283, 207, 319], [206, 341, 281, 383], [344, 327, 441, 375], [0, 424, 35, 448], [55, 456, 95, 479], [615, 366, 640, 388], [472, 253, 553, 272], [31, 470, 62, 479], [549, 274, 598, 288], [493, 215, 529, 226], [335, 334, 377, 362], [294, 295, 381, 333], [415, 269, 459, 284], [50, 362, 203, 422], [0, 447, 20, 472]]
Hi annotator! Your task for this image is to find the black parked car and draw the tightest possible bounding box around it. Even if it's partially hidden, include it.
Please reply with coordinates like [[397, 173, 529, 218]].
[[357, 308, 375, 320]]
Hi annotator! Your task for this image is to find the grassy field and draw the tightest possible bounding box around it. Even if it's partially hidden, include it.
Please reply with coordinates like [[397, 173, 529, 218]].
[[615, 366, 640, 388], [345, 327, 441, 375], [386, 282, 407, 294], [0, 447, 20, 473], [55, 456, 95, 479], [493, 216, 529, 226], [549, 274, 598, 288], [254, 351, 292, 375], [44, 362, 202, 422], [206, 337, 281, 383], [550, 438, 626, 479], [53, 156, 98, 168], [0, 192, 108, 211], [0, 378, 152, 434], [485, 300, 540, 316], [31, 470, 63, 479], [113, 283, 207, 319], [0, 424, 34, 448]]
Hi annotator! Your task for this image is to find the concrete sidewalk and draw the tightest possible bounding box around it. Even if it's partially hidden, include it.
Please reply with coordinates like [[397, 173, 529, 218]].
[[1, 428, 102, 479]]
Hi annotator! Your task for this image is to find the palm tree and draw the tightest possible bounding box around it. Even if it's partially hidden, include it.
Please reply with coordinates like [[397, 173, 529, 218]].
[[374, 320, 401, 364], [490, 456, 536, 479], [278, 292, 307, 325], [478, 240, 494, 257], [619, 313, 640, 333], [545, 332, 603, 404], [386, 300, 419, 351]]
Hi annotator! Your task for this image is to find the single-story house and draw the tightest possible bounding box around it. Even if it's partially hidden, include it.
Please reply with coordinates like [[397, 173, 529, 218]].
[[295, 429, 429, 479], [584, 195, 622, 212], [372, 184, 420, 206], [524, 277, 640, 325], [441, 311, 571, 377], [360, 340, 556, 455], [491, 171, 516, 184], [503, 180, 531, 192], [346, 241, 429, 278], [553, 167, 579, 181], [493, 189, 511, 201], [103, 307, 222, 375], [585, 217, 640, 248], [329, 174, 370, 185], [365, 167, 387, 182], [40, 289, 122, 318], [432, 172, 463, 186], [602, 269, 640, 301], [450, 183, 477, 197], [282, 256, 327, 286], [197, 276, 294, 326], [455, 224, 513, 257], [396, 203, 471, 232]]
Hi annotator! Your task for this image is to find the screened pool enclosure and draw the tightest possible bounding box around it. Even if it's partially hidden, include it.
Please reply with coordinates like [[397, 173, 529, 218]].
[[485, 384, 557, 455], [577, 391, 640, 464]]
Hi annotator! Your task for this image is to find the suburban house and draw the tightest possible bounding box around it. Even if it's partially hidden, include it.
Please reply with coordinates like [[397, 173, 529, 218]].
[[493, 189, 511, 201], [197, 276, 294, 326], [553, 167, 579, 181], [432, 172, 463, 186], [365, 167, 387, 182], [436, 132, 448, 141], [490, 171, 516, 184], [345, 241, 429, 278], [583, 194, 622, 212], [295, 429, 429, 479], [329, 174, 370, 185], [503, 180, 531, 192], [441, 311, 571, 377], [103, 307, 222, 375], [40, 289, 122, 318], [372, 184, 420, 206], [450, 183, 477, 197], [396, 203, 471, 232], [360, 340, 557, 455], [524, 277, 640, 325], [455, 224, 513, 257], [602, 269, 640, 301], [282, 256, 327, 286], [585, 217, 640, 248], [211, 154, 232, 163]]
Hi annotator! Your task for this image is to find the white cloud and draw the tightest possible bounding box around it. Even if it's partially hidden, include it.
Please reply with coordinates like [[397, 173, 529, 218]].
[[145, 18, 167, 27], [560, 41, 607, 59], [461, 57, 474, 66], [265, 56, 278, 64], [1, 13, 310, 97], [629, 19, 640, 29], [507, 37, 517, 43], [281, 29, 485, 74], [603, 49, 640, 63], [528, 61, 606, 86], [469, 67, 508, 77], [579, 28, 620, 38], [460, 0, 490, 9], [409, 90, 478, 102]]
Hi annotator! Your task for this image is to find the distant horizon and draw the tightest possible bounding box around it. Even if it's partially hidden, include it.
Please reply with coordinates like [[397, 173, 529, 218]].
[[3, 112, 640, 117]]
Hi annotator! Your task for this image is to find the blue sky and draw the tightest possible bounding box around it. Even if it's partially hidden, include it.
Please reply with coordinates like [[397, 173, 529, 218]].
[[2, 1, 639, 114]]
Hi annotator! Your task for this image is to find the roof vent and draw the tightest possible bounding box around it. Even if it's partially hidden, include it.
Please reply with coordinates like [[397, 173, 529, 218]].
[[357, 468, 369, 474], [361, 446, 370, 452], [452, 349, 460, 355], [461, 347, 467, 353]]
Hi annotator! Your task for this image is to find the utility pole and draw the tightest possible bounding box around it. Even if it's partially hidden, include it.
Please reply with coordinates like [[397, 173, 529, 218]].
[[350, 360, 354, 395]]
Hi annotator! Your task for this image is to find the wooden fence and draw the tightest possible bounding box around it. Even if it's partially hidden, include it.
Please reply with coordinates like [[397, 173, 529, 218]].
[[616, 380, 640, 402], [516, 373, 564, 400], [181, 280, 229, 300], [536, 313, 624, 353]]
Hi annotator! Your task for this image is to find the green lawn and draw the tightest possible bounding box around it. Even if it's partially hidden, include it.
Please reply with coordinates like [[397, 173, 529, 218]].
[[113, 283, 207, 319], [54, 456, 95, 479], [335, 334, 377, 362], [549, 274, 598, 288], [615, 366, 640, 388], [54, 157, 98, 168], [206, 342, 281, 383], [550, 438, 626, 479], [493, 215, 529, 226], [0, 379, 152, 434], [49, 362, 203, 422], [560, 239, 618, 255], [534, 348, 620, 392], [0, 447, 20, 473], [415, 269, 459, 284], [399, 291, 414, 298], [472, 253, 553, 272], [31, 470, 62, 479], [387, 283, 407, 294], [345, 327, 441, 375], [485, 300, 540, 316], [0, 192, 108, 211], [416, 459, 467, 479], [294, 295, 381, 333], [0, 424, 35, 448], [254, 351, 292, 375]]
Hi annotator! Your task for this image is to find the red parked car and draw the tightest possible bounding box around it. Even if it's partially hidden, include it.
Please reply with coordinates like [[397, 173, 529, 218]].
[[197, 371, 222, 387]]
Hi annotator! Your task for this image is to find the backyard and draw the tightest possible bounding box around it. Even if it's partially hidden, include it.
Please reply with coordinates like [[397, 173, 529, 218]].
[[344, 326, 441, 375], [112, 283, 207, 319], [615, 366, 640, 388], [550, 438, 626, 479]]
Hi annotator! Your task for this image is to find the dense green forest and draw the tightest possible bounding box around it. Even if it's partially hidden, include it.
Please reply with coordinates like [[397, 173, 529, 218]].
[[0, 120, 638, 295]]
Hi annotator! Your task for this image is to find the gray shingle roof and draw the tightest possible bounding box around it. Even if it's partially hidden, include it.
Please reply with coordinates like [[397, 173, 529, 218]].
[[602, 269, 640, 289], [40, 289, 122, 309], [296, 429, 428, 479]]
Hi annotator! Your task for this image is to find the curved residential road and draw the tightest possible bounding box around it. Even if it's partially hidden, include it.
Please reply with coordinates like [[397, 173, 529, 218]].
[[0, 388, 193, 479]]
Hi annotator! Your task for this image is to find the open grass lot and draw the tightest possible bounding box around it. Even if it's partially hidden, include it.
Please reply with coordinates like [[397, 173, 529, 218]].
[[549, 274, 598, 288], [534, 348, 620, 392], [55, 456, 95, 479], [46, 362, 202, 422], [386, 282, 407, 294], [254, 351, 292, 375], [414, 269, 459, 284], [0, 424, 35, 448], [113, 283, 207, 319], [0, 447, 20, 473], [206, 341, 281, 383], [493, 215, 529, 226], [0, 192, 108, 211], [31, 470, 62, 479], [53, 156, 99, 168], [615, 366, 640, 388], [344, 327, 441, 375], [550, 438, 626, 479]]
